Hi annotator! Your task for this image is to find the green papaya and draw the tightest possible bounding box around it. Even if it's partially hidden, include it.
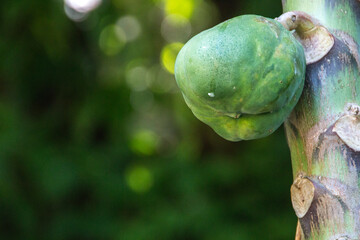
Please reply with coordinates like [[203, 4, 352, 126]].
[[175, 15, 306, 141]]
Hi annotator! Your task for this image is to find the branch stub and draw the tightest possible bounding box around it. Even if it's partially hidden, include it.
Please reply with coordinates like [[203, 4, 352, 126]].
[[276, 11, 334, 64], [333, 104, 360, 152], [290, 175, 315, 218]]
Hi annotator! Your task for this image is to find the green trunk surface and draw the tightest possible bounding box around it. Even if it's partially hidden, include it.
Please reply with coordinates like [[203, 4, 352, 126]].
[[282, 0, 360, 239]]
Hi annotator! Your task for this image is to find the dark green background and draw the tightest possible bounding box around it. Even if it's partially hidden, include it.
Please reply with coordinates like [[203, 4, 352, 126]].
[[0, 0, 296, 239]]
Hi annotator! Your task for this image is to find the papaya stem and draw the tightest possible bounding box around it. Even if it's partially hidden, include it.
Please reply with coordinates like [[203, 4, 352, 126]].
[[276, 11, 318, 33]]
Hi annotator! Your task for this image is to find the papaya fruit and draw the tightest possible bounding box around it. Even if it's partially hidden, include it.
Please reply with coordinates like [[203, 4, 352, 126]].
[[175, 15, 306, 141]]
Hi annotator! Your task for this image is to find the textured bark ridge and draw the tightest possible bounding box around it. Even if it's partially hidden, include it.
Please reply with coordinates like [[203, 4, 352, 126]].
[[282, 0, 360, 239]]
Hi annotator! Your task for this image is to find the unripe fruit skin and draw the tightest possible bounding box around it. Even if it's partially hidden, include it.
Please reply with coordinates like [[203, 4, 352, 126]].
[[175, 15, 306, 141]]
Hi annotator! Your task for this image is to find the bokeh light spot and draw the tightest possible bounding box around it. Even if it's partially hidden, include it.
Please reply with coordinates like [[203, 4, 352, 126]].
[[117, 15, 142, 42], [126, 66, 148, 91], [164, 0, 195, 19], [147, 65, 177, 93], [64, 0, 102, 13], [130, 90, 154, 112], [161, 42, 184, 74], [64, 5, 88, 22], [130, 130, 159, 156], [126, 166, 153, 194], [191, 1, 219, 31], [161, 14, 192, 42], [99, 25, 126, 56]]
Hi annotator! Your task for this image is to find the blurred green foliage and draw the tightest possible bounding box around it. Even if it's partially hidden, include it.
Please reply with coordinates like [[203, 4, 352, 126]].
[[0, 0, 297, 239]]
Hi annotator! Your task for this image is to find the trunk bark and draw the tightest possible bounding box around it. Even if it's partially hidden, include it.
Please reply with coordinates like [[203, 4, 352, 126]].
[[281, 0, 360, 239]]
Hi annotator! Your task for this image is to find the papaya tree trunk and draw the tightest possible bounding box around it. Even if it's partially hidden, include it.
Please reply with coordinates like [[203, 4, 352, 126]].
[[281, 0, 360, 239]]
